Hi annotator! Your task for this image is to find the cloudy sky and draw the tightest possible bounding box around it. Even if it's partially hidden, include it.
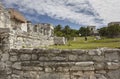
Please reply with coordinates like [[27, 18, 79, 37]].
[[1, 0, 120, 29]]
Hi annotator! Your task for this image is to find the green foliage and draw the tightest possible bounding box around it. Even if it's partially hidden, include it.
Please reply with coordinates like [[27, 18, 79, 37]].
[[79, 27, 90, 36], [99, 24, 120, 38], [99, 27, 108, 36], [49, 37, 120, 49], [54, 24, 63, 36], [107, 24, 120, 37], [54, 24, 79, 40]]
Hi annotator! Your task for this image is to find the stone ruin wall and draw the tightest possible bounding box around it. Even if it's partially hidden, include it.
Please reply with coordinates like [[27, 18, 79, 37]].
[[54, 37, 67, 45], [9, 32, 54, 49], [0, 31, 120, 79], [0, 28, 54, 49]]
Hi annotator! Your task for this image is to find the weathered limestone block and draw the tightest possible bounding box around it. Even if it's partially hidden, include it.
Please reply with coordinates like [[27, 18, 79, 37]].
[[22, 66, 43, 71], [11, 74, 20, 79], [83, 71, 95, 78], [92, 56, 104, 61], [45, 67, 53, 72], [49, 49, 61, 54], [12, 62, 21, 70], [39, 73, 60, 79], [72, 71, 83, 76], [0, 50, 2, 58], [0, 62, 7, 70], [5, 62, 12, 74], [107, 62, 120, 69], [88, 49, 103, 56], [12, 70, 23, 75], [94, 62, 105, 70], [20, 49, 33, 54], [1, 53, 9, 61], [95, 74, 107, 79], [10, 56, 17, 61], [0, 70, 8, 79], [9, 49, 18, 55], [20, 54, 31, 60], [51, 56, 67, 61], [107, 69, 120, 79], [70, 66, 95, 71], [68, 55, 78, 61], [71, 49, 86, 55], [105, 51, 119, 61], [54, 37, 66, 45], [61, 49, 72, 54], [95, 70, 107, 74], [56, 67, 70, 72], [77, 55, 92, 61], [75, 61, 94, 66], [39, 57, 49, 61], [31, 54, 38, 60]]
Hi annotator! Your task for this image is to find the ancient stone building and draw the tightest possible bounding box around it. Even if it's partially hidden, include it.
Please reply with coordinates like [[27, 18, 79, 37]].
[[27, 21, 34, 33], [35, 23, 54, 37], [88, 26, 98, 35], [8, 8, 27, 32], [108, 22, 120, 26], [0, 1, 65, 48], [0, 2, 11, 28]]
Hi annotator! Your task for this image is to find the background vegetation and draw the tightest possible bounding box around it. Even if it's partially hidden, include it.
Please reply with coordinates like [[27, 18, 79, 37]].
[[54, 25, 91, 40], [52, 24, 120, 49], [54, 24, 120, 39], [49, 37, 120, 49]]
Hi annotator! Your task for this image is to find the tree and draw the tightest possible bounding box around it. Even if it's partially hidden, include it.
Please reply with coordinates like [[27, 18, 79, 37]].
[[107, 24, 120, 37], [54, 24, 79, 40], [70, 29, 79, 37], [62, 25, 71, 40], [99, 27, 108, 36], [54, 24, 63, 36], [79, 27, 90, 36], [99, 24, 120, 38]]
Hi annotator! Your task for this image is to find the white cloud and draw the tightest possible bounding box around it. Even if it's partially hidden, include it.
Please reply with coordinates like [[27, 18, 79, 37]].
[[2, 0, 119, 27], [89, 0, 120, 24]]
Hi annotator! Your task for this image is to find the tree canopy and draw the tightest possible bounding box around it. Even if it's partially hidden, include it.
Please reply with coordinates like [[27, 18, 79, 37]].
[[99, 24, 120, 38], [54, 25, 79, 40], [54, 23, 120, 39], [78, 27, 90, 36]]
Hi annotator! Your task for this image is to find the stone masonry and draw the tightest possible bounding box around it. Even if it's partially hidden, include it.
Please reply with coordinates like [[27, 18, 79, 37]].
[[0, 33, 120, 79]]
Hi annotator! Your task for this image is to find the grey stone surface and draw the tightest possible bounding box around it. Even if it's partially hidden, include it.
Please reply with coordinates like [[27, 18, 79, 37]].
[[1, 53, 9, 61], [107, 69, 120, 79], [20, 54, 31, 60], [10, 56, 17, 61], [12, 62, 21, 70], [105, 52, 119, 61], [54, 37, 66, 45], [0, 34, 120, 79]]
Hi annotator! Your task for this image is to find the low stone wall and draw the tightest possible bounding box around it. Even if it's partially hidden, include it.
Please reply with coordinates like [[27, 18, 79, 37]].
[[1, 48, 120, 79], [54, 37, 66, 45], [0, 29, 120, 79], [0, 32, 11, 79]]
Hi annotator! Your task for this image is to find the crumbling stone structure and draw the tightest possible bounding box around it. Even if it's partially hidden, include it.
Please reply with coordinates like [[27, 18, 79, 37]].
[[0, 2, 11, 28], [0, 31, 120, 79], [0, 2, 55, 48], [54, 37, 66, 45]]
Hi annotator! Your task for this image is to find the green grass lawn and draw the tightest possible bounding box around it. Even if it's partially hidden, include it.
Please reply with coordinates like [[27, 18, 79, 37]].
[[49, 37, 120, 49]]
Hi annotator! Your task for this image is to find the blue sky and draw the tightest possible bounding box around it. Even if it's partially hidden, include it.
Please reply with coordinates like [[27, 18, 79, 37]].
[[1, 0, 120, 29]]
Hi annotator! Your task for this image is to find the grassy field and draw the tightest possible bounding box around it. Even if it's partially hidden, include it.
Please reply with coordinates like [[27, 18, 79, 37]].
[[49, 37, 120, 49]]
